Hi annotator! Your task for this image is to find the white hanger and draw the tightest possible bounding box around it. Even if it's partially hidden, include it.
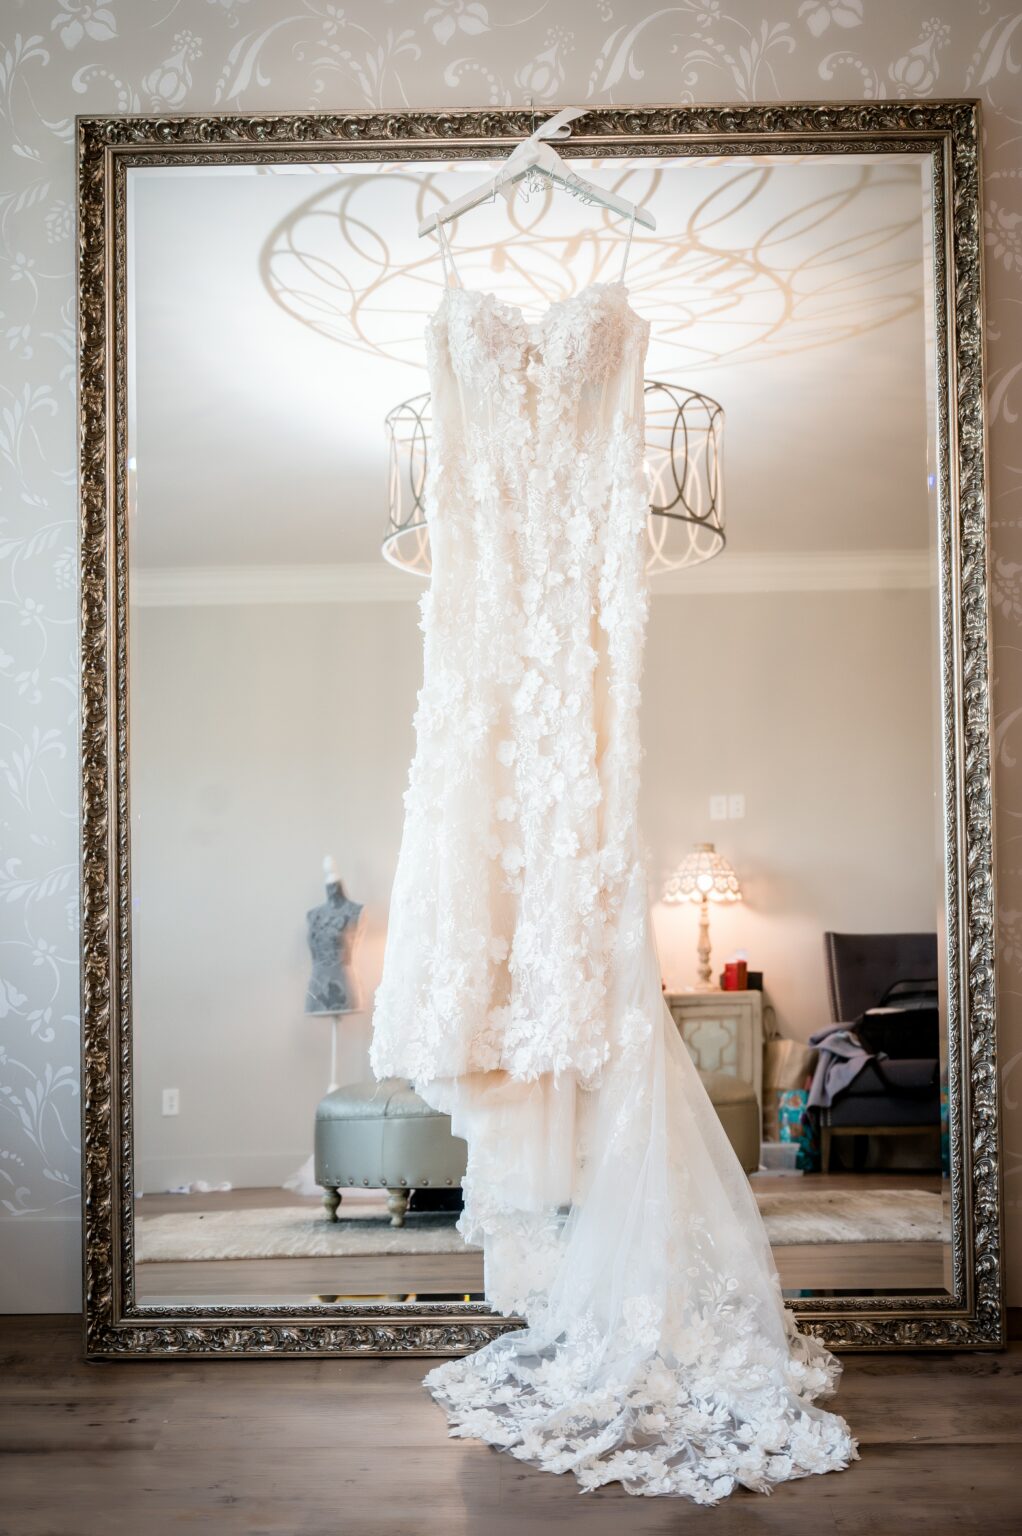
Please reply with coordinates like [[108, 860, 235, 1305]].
[[418, 107, 656, 238]]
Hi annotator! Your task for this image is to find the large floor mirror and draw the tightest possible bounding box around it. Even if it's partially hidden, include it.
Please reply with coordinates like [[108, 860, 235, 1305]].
[[78, 104, 1004, 1356]]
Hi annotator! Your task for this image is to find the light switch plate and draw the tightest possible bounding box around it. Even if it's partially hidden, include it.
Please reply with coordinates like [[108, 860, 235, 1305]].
[[710, 794, 728, 821], [161, 1088, 180, 1117], [728, 793, 746, 819]]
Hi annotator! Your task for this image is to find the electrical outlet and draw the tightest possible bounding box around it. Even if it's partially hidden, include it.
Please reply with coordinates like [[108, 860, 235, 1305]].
[[710, 794, 728, 821], [728, 793, 746, 820], [162, 1088, 180, 1117]]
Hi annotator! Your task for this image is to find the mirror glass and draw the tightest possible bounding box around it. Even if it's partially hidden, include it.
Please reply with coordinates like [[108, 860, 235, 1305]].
[[126, 152, 945, 1307]]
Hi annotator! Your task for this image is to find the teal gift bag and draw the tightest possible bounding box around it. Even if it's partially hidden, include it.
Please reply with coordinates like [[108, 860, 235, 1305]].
[[777, 1088, 819, 1172]]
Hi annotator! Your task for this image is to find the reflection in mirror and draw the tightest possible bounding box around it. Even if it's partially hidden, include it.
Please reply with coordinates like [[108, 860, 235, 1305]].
[[127, 153, 943, 1309]]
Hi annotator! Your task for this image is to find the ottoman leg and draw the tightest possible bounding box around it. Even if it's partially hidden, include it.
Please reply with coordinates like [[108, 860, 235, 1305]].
[[322, 1187, 341, 1222], [387, 1188, 409, 1228]]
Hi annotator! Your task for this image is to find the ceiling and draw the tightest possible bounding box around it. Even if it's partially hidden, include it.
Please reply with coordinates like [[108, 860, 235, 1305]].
[[128, 154, 934, 571]]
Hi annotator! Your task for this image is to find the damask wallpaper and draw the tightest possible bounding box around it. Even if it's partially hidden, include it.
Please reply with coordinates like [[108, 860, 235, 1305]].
[[1, 0, 1020, 1310]]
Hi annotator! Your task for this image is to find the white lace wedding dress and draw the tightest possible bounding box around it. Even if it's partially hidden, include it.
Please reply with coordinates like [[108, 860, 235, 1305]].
[[371, 226, 857, 1502]]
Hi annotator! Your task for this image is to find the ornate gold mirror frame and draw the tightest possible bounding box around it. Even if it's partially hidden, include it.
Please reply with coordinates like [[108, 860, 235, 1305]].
[[78, 102, 1004, 1358]]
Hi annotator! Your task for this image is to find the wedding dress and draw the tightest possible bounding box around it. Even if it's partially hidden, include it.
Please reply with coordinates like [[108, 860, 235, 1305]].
[[370, 220, 857, 1502]]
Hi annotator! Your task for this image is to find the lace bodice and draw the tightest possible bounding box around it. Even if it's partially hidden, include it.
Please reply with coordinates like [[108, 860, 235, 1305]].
[[434, 280, 647, 396]]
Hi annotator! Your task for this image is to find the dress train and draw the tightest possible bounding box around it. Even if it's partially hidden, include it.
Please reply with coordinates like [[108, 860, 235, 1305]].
[[419, 871, 857, 1501]]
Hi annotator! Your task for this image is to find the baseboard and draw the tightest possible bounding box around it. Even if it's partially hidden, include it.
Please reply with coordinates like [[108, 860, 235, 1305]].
[[136, 1149, 312, 1194], [0, 1213, 81, 1313]]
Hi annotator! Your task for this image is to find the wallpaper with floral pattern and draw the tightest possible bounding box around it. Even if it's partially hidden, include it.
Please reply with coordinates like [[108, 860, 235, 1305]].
[[1, 0, 1020, 1307]]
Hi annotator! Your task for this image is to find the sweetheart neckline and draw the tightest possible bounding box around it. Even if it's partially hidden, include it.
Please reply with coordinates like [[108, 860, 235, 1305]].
[[432, 279, 644, 334]]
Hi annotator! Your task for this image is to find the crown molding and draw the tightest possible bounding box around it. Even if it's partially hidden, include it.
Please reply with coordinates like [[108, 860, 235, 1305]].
[[132, 562, 420, 607], [132, 550, 933, 608], [653, 549, 933, 595]]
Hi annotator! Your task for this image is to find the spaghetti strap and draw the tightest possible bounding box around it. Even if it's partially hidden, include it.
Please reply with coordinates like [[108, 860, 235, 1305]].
[[435, 220, 463, 289], [618, 209, 636, 283]]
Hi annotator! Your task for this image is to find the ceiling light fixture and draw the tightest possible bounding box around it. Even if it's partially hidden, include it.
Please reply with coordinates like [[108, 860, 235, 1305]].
[[382, 380, 724, 577]]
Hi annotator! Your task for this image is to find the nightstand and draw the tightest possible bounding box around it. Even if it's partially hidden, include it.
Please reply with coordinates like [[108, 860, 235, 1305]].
[[664, 990, 764, 1121]]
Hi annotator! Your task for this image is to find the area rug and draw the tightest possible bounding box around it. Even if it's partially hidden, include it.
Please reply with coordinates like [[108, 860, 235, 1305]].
[[136, 1187, 944, 1262], [756, 1188, 944, 1245], [136, 1204, 474, 1262]]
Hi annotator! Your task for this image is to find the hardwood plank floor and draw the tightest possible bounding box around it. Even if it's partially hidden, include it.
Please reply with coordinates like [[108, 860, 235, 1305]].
[[1, 1316, 1018, 1535], [135, 1242, 944, 1303], [136, 1249, 485, 1303]]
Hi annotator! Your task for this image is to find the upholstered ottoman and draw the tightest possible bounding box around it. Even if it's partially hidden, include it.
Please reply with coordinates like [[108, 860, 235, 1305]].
[[701, 1069, 761, 1173], [315, 1077, 468, 1227]]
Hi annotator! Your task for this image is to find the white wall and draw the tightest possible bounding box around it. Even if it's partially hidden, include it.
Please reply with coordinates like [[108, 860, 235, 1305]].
[[131, 583, 936, 1190], [132, 599, 420, 1190], [644, 589, 939, 1021]]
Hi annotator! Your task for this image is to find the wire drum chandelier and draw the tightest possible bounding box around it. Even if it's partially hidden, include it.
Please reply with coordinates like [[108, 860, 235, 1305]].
[[383, 382, 724, 577]]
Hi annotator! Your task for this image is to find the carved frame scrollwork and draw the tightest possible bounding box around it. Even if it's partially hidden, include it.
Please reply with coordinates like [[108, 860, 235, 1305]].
[[78, 102, 1003, 1357]]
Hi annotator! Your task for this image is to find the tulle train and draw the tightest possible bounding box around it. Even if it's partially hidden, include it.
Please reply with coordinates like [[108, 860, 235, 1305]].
[[417, 902, 857, 1502]]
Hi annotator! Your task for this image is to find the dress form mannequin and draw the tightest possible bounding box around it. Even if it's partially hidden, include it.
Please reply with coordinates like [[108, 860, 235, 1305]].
[[284, 858, 364, 1203], [305, 857, 363, 1017]]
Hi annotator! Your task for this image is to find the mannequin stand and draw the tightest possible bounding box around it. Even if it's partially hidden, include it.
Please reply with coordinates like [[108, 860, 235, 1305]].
[[328, 1012, 340, 1093], [321, 1009, 364, 1093]]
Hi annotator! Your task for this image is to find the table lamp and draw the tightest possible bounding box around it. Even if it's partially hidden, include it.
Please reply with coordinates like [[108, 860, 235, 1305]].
[[663, 842, 742, 991]]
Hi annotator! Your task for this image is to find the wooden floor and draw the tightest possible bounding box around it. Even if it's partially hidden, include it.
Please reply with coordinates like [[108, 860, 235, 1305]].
[[134, 1174, 949, 1304], [1, 1316, 1019, 1535]]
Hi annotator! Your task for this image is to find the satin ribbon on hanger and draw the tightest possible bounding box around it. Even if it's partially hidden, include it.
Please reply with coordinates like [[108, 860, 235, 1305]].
[[492, 106, 588, 203]]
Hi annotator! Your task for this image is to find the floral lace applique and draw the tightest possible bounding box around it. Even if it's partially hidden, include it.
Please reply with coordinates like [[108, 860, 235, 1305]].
[[371, 280, 857, 1501]]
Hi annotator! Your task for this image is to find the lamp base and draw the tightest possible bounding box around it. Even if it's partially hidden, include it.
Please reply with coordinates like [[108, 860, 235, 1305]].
[[695, 894, 715, 991]]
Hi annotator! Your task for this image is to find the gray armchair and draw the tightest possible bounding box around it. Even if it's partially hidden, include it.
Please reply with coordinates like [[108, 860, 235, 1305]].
[[816, 931, 942, 1173]]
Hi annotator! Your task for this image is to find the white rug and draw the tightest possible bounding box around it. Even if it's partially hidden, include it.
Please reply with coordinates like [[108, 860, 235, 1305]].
[[136, 1188, 944, 1263]]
